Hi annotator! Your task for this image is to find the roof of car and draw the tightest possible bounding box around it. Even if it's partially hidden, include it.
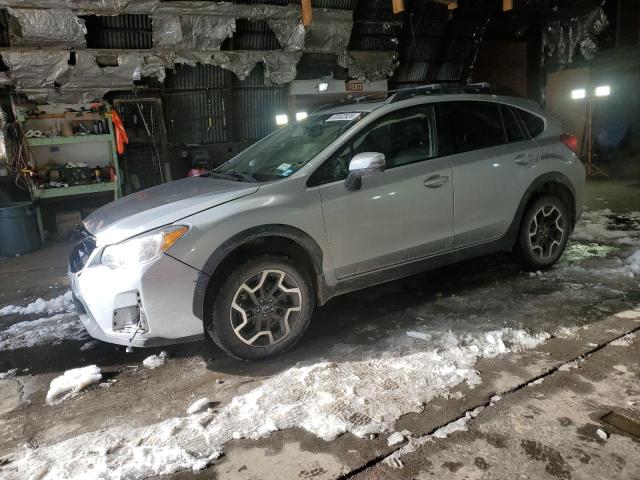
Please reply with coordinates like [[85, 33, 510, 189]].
[[313, 83, 542, 117]]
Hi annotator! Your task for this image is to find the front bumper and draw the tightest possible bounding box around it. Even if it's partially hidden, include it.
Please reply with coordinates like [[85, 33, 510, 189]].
[[69, 241, 205, 348]]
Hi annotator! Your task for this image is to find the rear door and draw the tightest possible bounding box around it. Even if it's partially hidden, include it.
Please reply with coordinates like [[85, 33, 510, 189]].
[[437, 101, 540, 247], [309, 105, 454, 279]]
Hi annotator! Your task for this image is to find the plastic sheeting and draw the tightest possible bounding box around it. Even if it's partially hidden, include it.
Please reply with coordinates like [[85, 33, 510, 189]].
[[4, 2, 310, 52], [174, 50, 301, 85], [542, 7, 609, 68], [0, 2, 353, 100], [60, 52, 141, 90], [266, 18, 306, 52], [7, 8, 87, 48], [175, 51, 259, 80], [152, 14, 235, 50], [262, 51, 302, 85], [338, 51, 399, 81], [0, 51, 70, 89], [305, 8, 353, 53]]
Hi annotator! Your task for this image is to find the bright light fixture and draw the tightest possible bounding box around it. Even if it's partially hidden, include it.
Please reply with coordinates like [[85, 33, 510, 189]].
[[275, 114, 289, 126], [296, 111, 308, 121], [318, 81, 329, 92], [571, 88, 586, 100], [595, 85, 611, 97]]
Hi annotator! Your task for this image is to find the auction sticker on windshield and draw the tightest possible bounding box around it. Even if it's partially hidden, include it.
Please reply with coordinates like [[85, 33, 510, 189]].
[[326, 113, 361, 122]]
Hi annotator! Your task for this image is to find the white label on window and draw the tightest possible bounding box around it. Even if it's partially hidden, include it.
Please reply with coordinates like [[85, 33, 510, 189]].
[[326, 113, 361, 122], [276, 163, 291, 172]]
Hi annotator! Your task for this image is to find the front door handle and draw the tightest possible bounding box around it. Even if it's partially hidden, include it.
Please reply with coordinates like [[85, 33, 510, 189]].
[[514, 153, 536, 166], [424, 174, 450, 188]]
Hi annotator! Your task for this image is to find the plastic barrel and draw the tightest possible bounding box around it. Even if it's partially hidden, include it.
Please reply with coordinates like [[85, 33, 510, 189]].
[[0, 202, 41, 256]]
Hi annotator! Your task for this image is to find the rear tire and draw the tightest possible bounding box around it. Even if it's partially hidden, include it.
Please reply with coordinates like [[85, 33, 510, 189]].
[[206, 255, 314, 361], [518, 195, 571, 270]]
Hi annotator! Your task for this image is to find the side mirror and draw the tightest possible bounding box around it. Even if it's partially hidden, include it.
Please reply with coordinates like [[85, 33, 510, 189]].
[[345, 152, 385, 191]]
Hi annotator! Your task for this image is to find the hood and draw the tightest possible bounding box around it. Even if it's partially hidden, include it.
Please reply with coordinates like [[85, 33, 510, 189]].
[[85, 176, 259, 245]]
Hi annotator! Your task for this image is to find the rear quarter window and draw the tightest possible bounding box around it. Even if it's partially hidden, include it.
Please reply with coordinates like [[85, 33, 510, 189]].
[[516, 109, 545, 138]]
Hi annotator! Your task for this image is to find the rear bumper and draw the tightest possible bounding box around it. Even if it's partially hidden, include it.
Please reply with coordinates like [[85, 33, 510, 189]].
[[69, 245, 205, 348]]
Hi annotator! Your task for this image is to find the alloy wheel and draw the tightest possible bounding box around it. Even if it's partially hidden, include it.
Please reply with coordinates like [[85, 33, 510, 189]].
[[528, 205, 565, 260], [230, 269, 302, 347]]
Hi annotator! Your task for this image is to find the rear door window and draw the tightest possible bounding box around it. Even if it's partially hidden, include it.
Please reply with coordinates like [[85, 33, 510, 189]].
[[501, 106, 527, 143], [515, 109, 545, 137], [437, 101, 507, 154]]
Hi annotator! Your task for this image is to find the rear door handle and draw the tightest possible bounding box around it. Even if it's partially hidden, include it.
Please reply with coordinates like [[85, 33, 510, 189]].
[[514, 153, 536, 166], [424, 174, 450, 188]]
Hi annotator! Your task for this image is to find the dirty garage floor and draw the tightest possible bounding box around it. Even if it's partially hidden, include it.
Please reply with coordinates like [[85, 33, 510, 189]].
[[0, 180, 639, 479]]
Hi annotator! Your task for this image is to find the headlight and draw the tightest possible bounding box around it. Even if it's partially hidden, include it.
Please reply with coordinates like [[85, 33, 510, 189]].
[[101, 225, 188, 268]]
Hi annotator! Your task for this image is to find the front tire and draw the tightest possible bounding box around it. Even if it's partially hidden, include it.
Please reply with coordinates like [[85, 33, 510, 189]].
[[518, 195, 571, 270], [207, 255, 314, 360]]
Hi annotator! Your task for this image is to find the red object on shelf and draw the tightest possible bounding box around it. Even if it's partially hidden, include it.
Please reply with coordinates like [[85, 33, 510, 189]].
[[111, 110, 129, 155]]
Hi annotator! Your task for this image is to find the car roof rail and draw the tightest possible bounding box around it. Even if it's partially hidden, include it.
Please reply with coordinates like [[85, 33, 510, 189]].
[[386, 82, 492, 104], [309, 82, 518, 114]]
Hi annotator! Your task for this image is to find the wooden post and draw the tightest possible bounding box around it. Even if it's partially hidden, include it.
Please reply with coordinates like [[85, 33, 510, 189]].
[[301, 0, 312, 27], [392, 0, 405, 14], [587, 97, 593, 177]]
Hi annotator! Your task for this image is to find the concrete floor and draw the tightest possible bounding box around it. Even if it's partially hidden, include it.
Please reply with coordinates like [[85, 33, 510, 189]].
[[1, 179, 639, 479]]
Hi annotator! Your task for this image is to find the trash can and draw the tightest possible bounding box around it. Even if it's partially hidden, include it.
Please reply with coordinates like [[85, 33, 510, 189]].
[[0, 202, 41, 256]]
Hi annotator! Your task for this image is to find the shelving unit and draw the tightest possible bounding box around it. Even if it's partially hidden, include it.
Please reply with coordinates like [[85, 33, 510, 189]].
[[26, 134, 112, 147], [14, 101, 123, 241]]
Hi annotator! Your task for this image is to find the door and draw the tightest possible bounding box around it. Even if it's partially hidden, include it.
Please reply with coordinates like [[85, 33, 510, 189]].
[[309, 105, 454, 279], [437, 101, 540, 247]]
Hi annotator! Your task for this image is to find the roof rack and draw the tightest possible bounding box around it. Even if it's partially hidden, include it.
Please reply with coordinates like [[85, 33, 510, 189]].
[[311, 82, 513, 114], [385, 82, 492, 103]]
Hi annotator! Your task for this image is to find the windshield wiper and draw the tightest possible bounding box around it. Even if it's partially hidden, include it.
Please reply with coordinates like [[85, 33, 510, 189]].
[[210, 171, 259, 183]]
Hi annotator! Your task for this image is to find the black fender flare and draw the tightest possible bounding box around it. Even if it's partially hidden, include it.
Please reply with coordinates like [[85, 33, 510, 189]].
[[505, 171, 577, 245], [192, 224, 327, 321]]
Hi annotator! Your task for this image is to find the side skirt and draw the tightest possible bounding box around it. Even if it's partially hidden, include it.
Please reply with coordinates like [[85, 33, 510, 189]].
[[327, 236, 514, 301]]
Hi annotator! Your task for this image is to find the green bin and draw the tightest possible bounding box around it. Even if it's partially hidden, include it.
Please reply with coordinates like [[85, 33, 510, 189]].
[[0, 202, 41, 256]]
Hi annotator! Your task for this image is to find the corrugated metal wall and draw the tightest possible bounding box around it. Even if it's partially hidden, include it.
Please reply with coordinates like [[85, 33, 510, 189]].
[[85, 14, 153, 49]]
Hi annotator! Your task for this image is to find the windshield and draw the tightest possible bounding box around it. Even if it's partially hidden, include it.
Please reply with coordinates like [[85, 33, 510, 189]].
[[212, 112, 364, 182]]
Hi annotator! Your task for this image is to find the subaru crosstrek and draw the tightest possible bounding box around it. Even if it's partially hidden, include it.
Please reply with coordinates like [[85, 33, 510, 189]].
[[69, 86, 585, 360]]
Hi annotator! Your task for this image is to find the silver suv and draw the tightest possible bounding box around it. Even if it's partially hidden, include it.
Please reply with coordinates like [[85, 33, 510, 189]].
[[69, 85, 585, 360]]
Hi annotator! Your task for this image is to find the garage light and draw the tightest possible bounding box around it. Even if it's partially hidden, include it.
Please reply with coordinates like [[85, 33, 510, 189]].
[[571, 88, 586, 100], [318, 80, 329, 92], [296, 111, 308, 121], [275, 114, 289, 126], [595, 85, 611, 97]]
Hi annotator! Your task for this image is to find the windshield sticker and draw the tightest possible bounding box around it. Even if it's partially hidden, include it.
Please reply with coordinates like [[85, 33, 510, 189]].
[[326, 113, 361, 122], [281, 168, 294, 177], [276, 163, 292, 172]]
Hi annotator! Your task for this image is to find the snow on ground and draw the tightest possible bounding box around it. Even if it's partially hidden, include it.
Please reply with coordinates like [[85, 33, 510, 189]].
[[384, 407, 485, 468], [187, 398, 212, 415], [0, 368, 18, 379], [610, 332, 636, 346], [143, 351, 168, 369], [0, 314, 87, 351], [2, 328, 548, 479], [572, 209, 640, 244], [0, 291, 74, 317], [46, 365, 102, 405]]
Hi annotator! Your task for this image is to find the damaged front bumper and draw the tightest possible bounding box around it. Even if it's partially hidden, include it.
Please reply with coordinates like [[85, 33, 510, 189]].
[[68, 238, 204, 348]]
